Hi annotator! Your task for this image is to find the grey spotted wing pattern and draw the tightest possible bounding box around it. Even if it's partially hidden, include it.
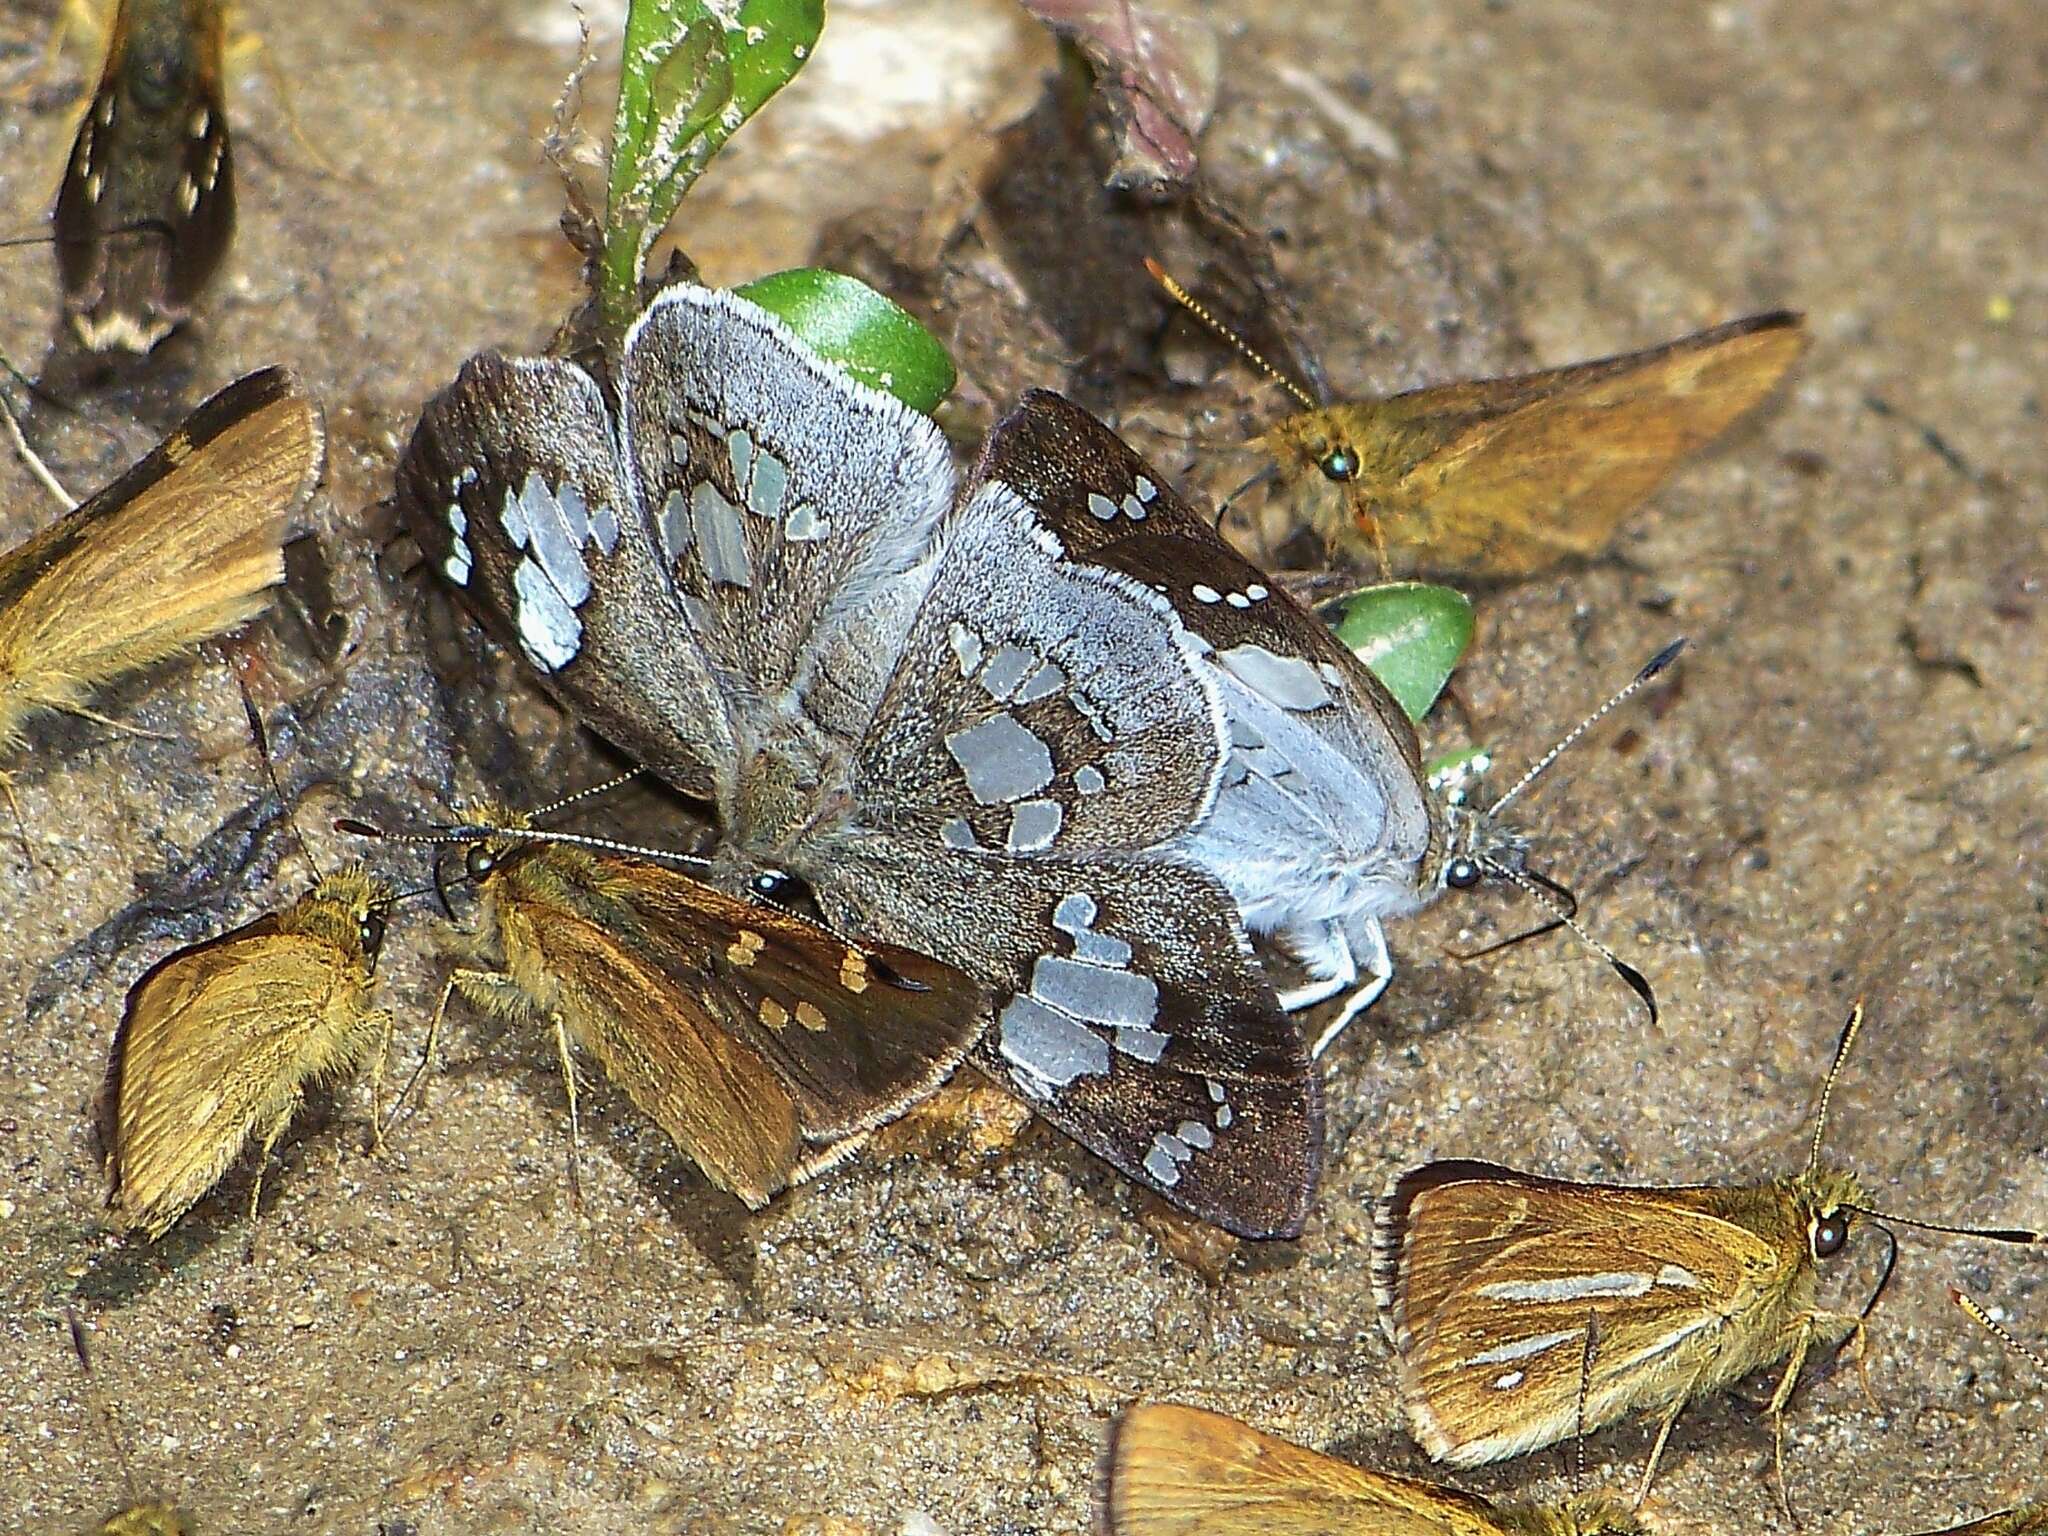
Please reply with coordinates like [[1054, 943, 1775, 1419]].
[[829, 482, 1319, 1235], [394, 352, 733, 800], [614, 286, 955, 750], [976, 390, 1437, 961]]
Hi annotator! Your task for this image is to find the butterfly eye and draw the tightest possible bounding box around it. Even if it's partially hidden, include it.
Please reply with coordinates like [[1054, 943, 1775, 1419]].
[[1444, 856, 1482, 890], [1318, 445, 1359, 482], [750, 868, 803, 904], [1811, 1211, 1851, 1259], [358, 910, 387, 961], [464, 844, 496, 882]]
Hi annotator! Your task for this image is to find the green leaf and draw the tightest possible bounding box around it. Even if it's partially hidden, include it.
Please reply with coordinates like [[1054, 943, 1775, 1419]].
[[735, 269, 957, 413], [1326, 581, 1474, 723], [603, 0, 825, 332]]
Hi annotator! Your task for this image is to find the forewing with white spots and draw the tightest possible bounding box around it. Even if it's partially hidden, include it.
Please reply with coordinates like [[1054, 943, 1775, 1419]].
[[616, 285, 956, 742], [395, 351, 733, 800]]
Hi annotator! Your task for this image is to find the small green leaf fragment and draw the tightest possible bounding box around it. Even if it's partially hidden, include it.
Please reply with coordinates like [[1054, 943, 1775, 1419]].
[[735, 269, 957, 413], [602, 0, 826, 333], [1327, 581, 1475, 723]]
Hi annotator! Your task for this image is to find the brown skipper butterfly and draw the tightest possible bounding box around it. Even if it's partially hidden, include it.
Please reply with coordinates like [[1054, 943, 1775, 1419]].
[[348, 794, 984, 1210], [54, 0, 234, 352], [0, 366, 319, 777], [1148, 262, 1805, 578], [1097, 1401, 1648, 1536], [1373, 1003, 2045, 1506]]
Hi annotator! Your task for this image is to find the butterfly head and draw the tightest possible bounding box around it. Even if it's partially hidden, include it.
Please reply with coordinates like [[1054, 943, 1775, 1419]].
[[1558, 1491, 1652, 1536], [1428, 751, 1533, 899], [288, 863, 396, 976], [1499, 1492, 1650, 1536], [1794, 1166, 1873, 1264]]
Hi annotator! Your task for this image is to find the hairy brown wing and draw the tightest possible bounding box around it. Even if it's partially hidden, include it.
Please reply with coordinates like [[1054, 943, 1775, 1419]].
[[109, 920, 364, 1237], [494, 847, 981, 1206], [0, 368, 319, 749], [1099, 1403, 1509, 1536], [1374, 1161, 1786, 1464], [1376, 314, 1805, 575]]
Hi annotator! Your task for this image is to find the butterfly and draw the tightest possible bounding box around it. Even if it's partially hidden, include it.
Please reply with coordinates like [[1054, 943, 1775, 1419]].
[[54, 0, 235, 352], [105, 860, 396, 1237], [1097, 1401, 1647, 1536], [970, 386, 1671, 1055], [391, 281, 1320, 1237], [351, 796, 984, 1210], [0, 366, 319, 827], [1371, 1002, 2045, 1506], [1150, 264, 1806, 579]]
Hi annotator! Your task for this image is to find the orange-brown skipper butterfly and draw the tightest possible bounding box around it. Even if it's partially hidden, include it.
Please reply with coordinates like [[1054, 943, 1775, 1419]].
[[351, 795, 984, 1210], [1373, 1003, 2044, 1508], [1149, 262, 1806, 579]]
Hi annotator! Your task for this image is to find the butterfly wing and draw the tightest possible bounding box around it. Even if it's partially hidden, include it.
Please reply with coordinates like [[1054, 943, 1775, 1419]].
[[1373, 1160, 1790, 1465], [491, 846, 982, 1207], [820, 472, 1319, 1237], [613, 284, 959, 737], [0, 367, 317, 754], [54, 0, 234, 352], [1099, 1402, 1510, 1536], [1277, 314, 1805, 577], [972, 390, 1434, 936], [108, 908, 370, 1238], [394, 349, 734, 800]]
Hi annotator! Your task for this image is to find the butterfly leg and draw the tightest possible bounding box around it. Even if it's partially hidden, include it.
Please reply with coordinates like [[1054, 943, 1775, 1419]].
[[1276, 919, 1354, 1015], [547, 1010, 585, 1207], [1764, 1314, 1824, 1525], [1309, 918, 1394, 1058], [365, 1009, 397, 1153], [245, 1088, 309, 1232]]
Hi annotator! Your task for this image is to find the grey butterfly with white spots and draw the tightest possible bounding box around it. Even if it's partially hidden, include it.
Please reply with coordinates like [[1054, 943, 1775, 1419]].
[[979, 393, 1670, 1055], [393, 282, 1322, 1237]]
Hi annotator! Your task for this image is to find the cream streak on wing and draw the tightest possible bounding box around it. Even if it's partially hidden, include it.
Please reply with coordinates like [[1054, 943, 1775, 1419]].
[[1476, 1271, 1662, 1302], [1461, 1328, 1585, 1367]]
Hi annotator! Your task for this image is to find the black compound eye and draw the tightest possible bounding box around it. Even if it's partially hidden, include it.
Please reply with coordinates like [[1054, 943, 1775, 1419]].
[[1812, 1211, 1850, 1259], [1445, 857, 1482, 890], [464, 844, 496, 882], [750, 868, 801, 903], [359, 911, 387, 962], [1319, 446, 1359, 482]]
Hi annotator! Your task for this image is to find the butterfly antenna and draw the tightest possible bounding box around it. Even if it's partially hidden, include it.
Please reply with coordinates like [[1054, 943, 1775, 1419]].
[[529, 768, 642, 821], [1474, 858, 1657, 1024], [1952, 1288, 2048, 1380], [0, 380, 76, 509], [66, 1311, 143, 1511], [1485, 639, 1687, 819], [1806, 1001, 1867, 1177], [1844, 1206, 2047, 1247], [337, 814, 712, 870], [236, 673, 324, 885], [1145, 258, 1320, 412]]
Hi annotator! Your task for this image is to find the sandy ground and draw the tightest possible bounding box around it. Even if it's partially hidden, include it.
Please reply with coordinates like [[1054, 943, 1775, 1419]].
[[0, 0, 2043, 1532]]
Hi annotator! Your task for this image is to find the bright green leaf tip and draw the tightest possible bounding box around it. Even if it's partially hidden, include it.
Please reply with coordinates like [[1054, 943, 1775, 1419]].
[[1328, 581, 1475, 724], [736, 269, 958, 414]]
